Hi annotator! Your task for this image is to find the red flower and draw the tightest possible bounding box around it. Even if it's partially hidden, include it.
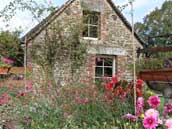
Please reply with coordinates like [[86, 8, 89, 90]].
[[16, 91, 28, 97], [114, 87, 127, 99], [40, 90, 46, 94], [114, 87, 123, 97], [26, 84, 33, 92], [103, 93, 113, 102], [112, 76, 118, 84], [105, 81, 114, 91], [136, 89, 143, 97], [126, 85, 132, 94], [84, 98, 89, 104], [24, 117, 31, 124], [136, 79, 143, 89]]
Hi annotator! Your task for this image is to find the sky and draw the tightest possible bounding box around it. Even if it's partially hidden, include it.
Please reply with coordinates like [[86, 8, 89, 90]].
[[0, 0, 166, 33]]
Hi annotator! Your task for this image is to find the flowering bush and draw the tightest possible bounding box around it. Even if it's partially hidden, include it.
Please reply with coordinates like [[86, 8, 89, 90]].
[[123, 95, 172, 129], [0, 80, 125, 129], [104, 76, 143, 99], [0, 57, 14, 67], [1, 75, 171, 129]]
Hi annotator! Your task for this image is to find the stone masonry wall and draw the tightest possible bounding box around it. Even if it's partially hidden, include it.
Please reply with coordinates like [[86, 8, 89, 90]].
[[28, 0, 142, 85]]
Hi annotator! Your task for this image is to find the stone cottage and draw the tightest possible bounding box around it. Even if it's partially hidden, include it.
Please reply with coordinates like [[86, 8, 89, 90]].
[[23, 0, 144, 85]]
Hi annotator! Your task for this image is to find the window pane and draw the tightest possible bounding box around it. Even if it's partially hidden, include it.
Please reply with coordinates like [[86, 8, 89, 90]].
[[96, 57, 103, 66], [104, 67, 112, 77], [83, 25, 88, 37], [90, 14, 99, 25], [89, 26, 98, 38], [95, 67, 103, 77], [83, 14, 89, 24], [104, 58, 113, 66], [83, 11, 100, 38]]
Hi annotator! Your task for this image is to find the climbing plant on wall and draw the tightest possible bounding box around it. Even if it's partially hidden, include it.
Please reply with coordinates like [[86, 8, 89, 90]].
[[31, 19, 87, 86]]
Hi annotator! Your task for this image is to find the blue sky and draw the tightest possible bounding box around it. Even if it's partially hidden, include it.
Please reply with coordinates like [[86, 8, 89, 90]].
[[0, 0, 165, 33]]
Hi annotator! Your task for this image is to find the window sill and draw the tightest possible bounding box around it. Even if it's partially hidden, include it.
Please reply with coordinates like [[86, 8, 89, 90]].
[[83, 37, 99, 41]]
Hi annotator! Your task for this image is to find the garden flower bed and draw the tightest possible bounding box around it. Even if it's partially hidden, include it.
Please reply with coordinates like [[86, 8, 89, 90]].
[[0, 76, 172, 129]]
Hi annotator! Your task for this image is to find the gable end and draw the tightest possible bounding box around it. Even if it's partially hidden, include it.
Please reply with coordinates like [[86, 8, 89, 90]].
[[22, 0, 144, 46]]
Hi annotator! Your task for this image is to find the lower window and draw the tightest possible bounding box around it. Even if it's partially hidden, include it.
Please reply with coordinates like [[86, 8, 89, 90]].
[[95, 56, 115, 81]]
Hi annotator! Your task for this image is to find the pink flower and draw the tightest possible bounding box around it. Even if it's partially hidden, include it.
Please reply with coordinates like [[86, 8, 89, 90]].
[[147, 96, 160, 108], [122, 113, 138, 122], [158, 118, 163, 125], [136, 97, 144, 116], [143, 115, 158, 129], [24, 117, 31, 124], [1, 57, 14, 64], [163, 103, 172, 118], [145, 109, 159, 119], [0, 93, 10, 106], [25, 82, 33, 92], [165, 119, 172, 129], [137, 97, 144, 106], [84, 98, 89, 104]]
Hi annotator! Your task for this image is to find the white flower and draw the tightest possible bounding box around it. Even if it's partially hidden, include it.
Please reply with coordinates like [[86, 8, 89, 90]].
[[165, 119, 172, 129], [145, 109, 159, 119]]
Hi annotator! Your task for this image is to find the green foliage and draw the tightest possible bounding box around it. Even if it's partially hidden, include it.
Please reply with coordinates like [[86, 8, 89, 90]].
[[135, 1, 172, 47], [0, 30, 23, 66], [1, 80, 165, 129], [73, 101, 114, 128], [158, 96, 165, 114], [113, 96, 135, 118], [0, 0, 56, 22], [0, 60, 11, 67], [23, 103, 65, 129], [136, 52, 172, 73], [136, 58, 164, 73]]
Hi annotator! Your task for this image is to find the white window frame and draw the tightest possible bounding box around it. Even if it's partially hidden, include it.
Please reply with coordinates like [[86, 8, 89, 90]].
[[83, 11, 100, 39], [95, 56, 116, 80]]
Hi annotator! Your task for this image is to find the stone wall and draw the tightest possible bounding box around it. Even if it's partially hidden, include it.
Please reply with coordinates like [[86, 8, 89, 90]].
[[27, 0, 142, 85]]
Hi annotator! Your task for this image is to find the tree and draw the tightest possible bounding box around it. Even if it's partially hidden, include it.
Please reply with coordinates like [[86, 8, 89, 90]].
[[135, 1, 172, 47], [0, 0, 56, 23], [0, 0, 56, 67], [0, 30, 23, 66]]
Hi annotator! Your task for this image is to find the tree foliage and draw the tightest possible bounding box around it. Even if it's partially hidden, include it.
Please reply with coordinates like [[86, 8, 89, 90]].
[[0, 0, 56, 22], [0, 0, 57, 67], [135, 1, 172, 47], [0, 30, 23, 66]]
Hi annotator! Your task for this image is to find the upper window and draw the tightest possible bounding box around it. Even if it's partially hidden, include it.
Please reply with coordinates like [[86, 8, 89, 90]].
[[83, 11, 100, 38]]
